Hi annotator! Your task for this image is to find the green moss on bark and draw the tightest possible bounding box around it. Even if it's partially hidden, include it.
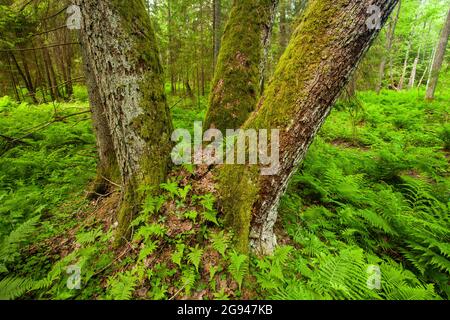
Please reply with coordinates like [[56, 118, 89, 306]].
[[217, 165, 260, 253], [247, 0, 345, 129], [109, 0, 174, 243], [216, 0, 352, 253], [205, 0, 277, 131]]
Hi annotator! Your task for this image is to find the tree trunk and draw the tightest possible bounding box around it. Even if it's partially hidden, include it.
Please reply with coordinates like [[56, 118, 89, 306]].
[[7, 54, 21, 102], [200, 0, 206, 96], [43, 47, 60, 101], [167, 0, 177, 95], [278, 0, 289, 56], [217, 0, 399, 254], [213, 0, 222, 68], [408, 46, 420, 89], [10, 52, 38, 103], [205, 0, 279, 132], [376, 0, 400, 94], [80, 42, 120, 196], [76, 0, 174, 242], [426, 8, 450, 100], [398, 39, 411, 90], [259, 0, 278, 95]]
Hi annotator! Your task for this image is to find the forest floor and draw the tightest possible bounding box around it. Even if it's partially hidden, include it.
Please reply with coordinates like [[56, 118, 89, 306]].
[[0, 88, 448, 300]]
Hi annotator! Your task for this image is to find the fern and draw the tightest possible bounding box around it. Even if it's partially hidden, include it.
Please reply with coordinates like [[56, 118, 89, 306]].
[[160, 181, 179, 199], [187, 246, 203, 272], [0, 276, 34, 300], [107, 271, 138, 300], [309, 248, 381, 300], [171, 244, 185, 268], [210, 231, 230, 258], [138, 241, 159, 262], [180, 268, 197, 296], [228, 251, 248, 291], [133, 223, 166, 242], [0, 215, 40, 270], [75, 227, 103, 246], [202, 210, 219, 226]]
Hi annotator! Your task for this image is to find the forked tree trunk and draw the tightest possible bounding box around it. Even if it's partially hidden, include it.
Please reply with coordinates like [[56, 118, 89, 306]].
[[76, 0, 174, 241], [217, 0, 399, 254], [426, 8, 450, 100], [80, 0, 398, 254], [205, 0, 279, 132]]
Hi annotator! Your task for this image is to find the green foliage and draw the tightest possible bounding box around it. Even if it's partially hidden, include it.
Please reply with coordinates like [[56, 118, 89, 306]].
[[187, 246, 203, 272], [228, 251, 248, 291], [265, 90, 449, 300], [0, 276, 34, 300], [210, 231, 230, 258], [133, 224, 167, 242], [1, 88, 448, 300], [0, 216, 40, 272], [171, 244, 186, 268], [107, 270, 139, 300]]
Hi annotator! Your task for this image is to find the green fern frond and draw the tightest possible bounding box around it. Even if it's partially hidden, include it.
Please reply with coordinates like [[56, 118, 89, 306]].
[[0, 276, 34, 300], [228, 251, 248, 291]]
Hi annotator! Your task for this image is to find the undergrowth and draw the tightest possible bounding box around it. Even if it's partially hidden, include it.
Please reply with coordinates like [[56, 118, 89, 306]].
[[0, 89, 448, 300]]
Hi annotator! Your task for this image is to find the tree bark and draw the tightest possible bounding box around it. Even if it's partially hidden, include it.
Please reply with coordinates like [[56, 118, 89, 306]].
[[76, 0, 174, 242], [217, 0, 399, 254], [278, 0, 289, 56], [167, 0, 177, 95], [426, 8, 450, 100], [398, 39, 411, 90], [408, 46, 421, 89], [7, 54, 21, 102], [259, 0, 278, 95], [80, 42, 120, 196], [376, 0, 400, 93], [10, 52, 38, 103], [205, 0, 279, 132], [213, 0, 222, 68]]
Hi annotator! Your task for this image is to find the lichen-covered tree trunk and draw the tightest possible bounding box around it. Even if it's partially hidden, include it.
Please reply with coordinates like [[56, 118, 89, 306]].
[[205, 0, 279, 131], [81, 49, 119, 195], [217, 0, 399, 254], [76, 0, 173, 241], [426, 8, 450, 101]]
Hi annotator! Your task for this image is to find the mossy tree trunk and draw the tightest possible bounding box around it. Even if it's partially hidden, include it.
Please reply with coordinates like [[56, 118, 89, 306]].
[[77, 0, 173, 242], [205, 0, 279, 131], [217, 0, 399, 255]]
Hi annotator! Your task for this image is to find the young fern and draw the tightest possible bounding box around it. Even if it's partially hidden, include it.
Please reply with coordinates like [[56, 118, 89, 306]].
[[187, 246, 203, 272], [228, 251, 248, 291]]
